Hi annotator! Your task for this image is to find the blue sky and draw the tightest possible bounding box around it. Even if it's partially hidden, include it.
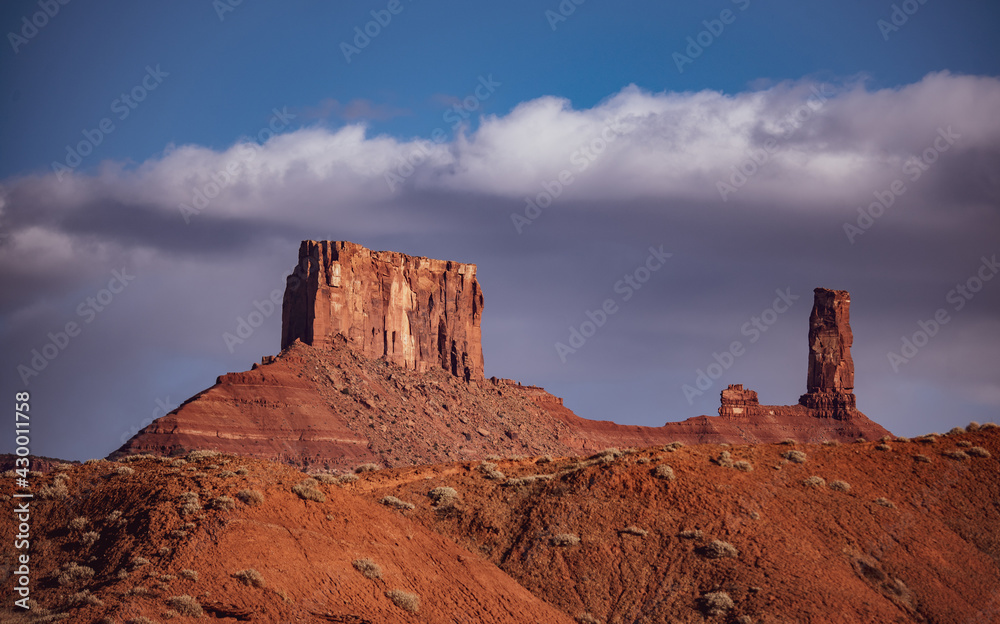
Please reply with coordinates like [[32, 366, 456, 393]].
[[3, 0, 999, 179], [2, 0, 999, 460]]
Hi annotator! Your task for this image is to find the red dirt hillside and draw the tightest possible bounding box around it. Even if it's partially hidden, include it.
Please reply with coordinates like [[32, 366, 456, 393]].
[[355, 425, 1000, 624], [0, 452, 575, 624]]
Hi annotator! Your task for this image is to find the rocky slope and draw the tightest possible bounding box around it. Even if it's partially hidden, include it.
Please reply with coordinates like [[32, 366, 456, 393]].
[[357, 425, 1000, 624], [10, 426, 998, 624], [0, 453, 574, 624]]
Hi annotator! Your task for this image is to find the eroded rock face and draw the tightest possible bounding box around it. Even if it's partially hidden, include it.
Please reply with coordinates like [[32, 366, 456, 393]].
[[281, 240, 484, 381], [799, 288, 857, 417]]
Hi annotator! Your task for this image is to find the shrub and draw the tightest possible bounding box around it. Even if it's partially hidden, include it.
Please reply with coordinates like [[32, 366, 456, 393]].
[[235, 467, 248, 475], [678, 529, 702, 539], [131, 556, 150, 569], [779, 438, 797, 446], [829, 480, 851, 492], [210, 496, 236, 511], [782, 450, 807, 463], [292, 478, 326, 502], [875, 443, 891, 451], [577, 614, 601, 624], [107, 510, 123, 522], [803, 476, 826, 488], [232, 568, 265, 587], [551, 533, 581, 547], [380, 496, 415, 510], [700, 539, 738, 559], [158, 546, 171, 557], [700, 591, 735, 616], [966, 421, 981, 432], [178, 492, 201, 516], [733, 460, 754, 472], [355, 463, 380, 474], [126, 586, 150, 596], [57, 562, 95, 586], [171, 458, 188, 467], [352, 558, 382, 579], [948, 427, 965, 436], [943, 450, 969, 460], [663, 441, 684, 452], [315, 474, 339, 484], [338, 473, 359, 485], [823, 439, 841, 447], [69, 516, 89, 531], [38, 480, 69, 500], [218, 470, 236, 478], [187, 450, 220, 461], [918, 435, 937, 444], [119, 453, 156, 463], [81, 531, 100, 548], [167, 595, 203, 617], [126, 618, 158, 624], [68, 589, 103, 606], [160, 574, 176, 582], [874, 497, 896, 509], [385, 589, 419, 613], [914, 454, 932, 463], [537, 455, 553, 464], [981, 422, 998, 430], [636, 457, 651, 464], [654, 464, 675, 481], [428, 486, 459, 507], [236, 489, 264, 506], [168, 529, 188, 539], [179, 569, 199, 581], [115, 466, 135, 476], [715, 451, 734, 468], [956, 440, 972, 448], [620, 525, 648, 537], [967, 446, 991, 458]]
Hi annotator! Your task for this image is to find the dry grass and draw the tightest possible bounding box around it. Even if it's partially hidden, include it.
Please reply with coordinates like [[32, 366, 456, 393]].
[[210, 496, 236, 511], [187, 449, 220, 461], [875, 443, 891, 451], [380, 496, 415, 510], [232, 568, 265, 588], [57, 562, 95, 586], [829, 480, 851, 492], [967, 446, 992, 458], [292, 478, 326, 502], [551, 533, 581, 547], [914, 454, 932, 463], [956, 440, 972, 448], [654, 464, 675, 481], [700, 591, 735, 615], [338, 473, 359, 485], [620, 525, 648, 537], [678, 529, 702, 539], [874, 497, 897, 509], [355, 463, 381, 474], [803, 476, 826, 488], [166, 595, 203, 617], [352, 558, 383, 579], [943, 450, 969, 460], [179, 569, 199, 581], [68, 516, 89, 531], [576, 614, 601, 624], [115, 465, 135, 476], [131, 556, 150, 569], [428, 486, 459, 507], [178, 492, 201, 516], [385, 589, 419, 613], [81, 531, 100, 548], [699, 539, 738, 559], [782, 450, 807, 463], [236, 489, 264, 506], [68, 589, 103, 606], [733, 460, 754, 472]]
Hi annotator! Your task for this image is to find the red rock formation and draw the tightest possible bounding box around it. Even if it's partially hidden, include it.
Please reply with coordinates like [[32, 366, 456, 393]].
[[281, 240, 484, 381], [798, 287, 858, 418]]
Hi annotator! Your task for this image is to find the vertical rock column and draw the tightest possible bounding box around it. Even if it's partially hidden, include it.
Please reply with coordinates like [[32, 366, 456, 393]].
[[798, 288, 857, 418], [281, 240, 485, 381]]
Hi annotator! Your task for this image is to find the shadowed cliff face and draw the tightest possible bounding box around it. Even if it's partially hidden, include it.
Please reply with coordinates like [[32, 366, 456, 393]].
[[281, 240, 484, 381]]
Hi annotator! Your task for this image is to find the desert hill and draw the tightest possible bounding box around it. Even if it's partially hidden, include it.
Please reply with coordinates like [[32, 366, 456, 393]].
[[6, 427, 997, 623], [356, 426, 1000, 624], [0, 451, 575, 624], [113, 241, 889, 469]]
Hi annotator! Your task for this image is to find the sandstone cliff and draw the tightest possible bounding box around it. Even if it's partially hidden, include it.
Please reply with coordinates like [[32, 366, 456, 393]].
[[281, 240, 484, 381]]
